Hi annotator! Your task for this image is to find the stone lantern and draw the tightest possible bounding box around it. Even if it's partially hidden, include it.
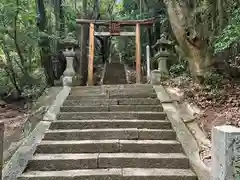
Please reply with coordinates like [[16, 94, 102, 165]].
[[151, 34, 174, 84], [60, 33, 78, 87]]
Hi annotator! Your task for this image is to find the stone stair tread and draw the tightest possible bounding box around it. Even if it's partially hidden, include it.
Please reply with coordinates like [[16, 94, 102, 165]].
[[61, 105, 163, 107], [32, 153, 187, 160], [40, 139, 180, 145], [46, 128, 175, 132], [44, 128, 176, 140], [19, 168, 196, 179], [123, 168, 196, 177], [36, 139, 183, 153], [51, 119, 169, 123], [60, 105, 164, 112], [63, 98, 160, 105], [57, 112, 167, 120], [40, 139, 120, 145], [50, 119, 171, 130]]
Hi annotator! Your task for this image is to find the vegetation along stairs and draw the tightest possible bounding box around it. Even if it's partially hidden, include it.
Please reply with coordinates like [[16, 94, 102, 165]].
[[18, 85, 197, 180]]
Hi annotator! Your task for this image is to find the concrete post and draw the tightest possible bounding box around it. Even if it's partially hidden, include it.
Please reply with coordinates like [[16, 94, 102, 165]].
[[146, 45, 151, 81], [0, 121, 4, 180], [212, 125, 240, 180], [62, 48, 76, 86]]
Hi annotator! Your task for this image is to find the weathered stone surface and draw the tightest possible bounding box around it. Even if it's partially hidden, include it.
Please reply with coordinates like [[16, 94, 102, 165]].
[[63, 99, 118, 106], [154, 85, 210, 180], [98, 153, 189, 169], [109, 93, 157, 99], [3, 121, 51, 180], [43, 86, 71, 121], [43, 128, 139, 140], [36, 140, 120, 153], [60, 106, 109, 112], [119, 140, 183, 153], [109, 105, 163, 112], [49, 120, 172, 130], [212, 125, 240, 180], [67, 95, 107, 100], [138, 129, 176, 140], [17, 84, 197, 180], [57, 112, 167, 120], [118, 98, 160, 105], [28, 153, 98, 170], [18, 169, 122, 180], [154, 85, 172, 103], [0, 121, 4, 180], [122, 168, 197, 180], [61, 105, 163, 112]]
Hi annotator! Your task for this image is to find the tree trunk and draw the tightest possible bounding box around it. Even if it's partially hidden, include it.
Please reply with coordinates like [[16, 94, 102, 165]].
[[79, 0, 88, 85], [37, 0, 54, 86], [164, 0, 213, 80]]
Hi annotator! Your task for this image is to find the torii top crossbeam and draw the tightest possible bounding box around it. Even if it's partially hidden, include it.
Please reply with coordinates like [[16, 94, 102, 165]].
[[77, 18, 155, 85], [76, 18, 155, 26]]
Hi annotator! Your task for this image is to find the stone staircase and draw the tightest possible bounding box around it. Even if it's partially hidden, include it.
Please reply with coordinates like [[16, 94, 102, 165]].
[[103, 63, 127, 84], [18, 85, 197, 180]]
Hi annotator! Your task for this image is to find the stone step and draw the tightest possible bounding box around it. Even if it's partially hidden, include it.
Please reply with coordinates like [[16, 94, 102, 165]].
[[63, 98, 160, 106], [49, 120, 172, 130], [63, 99, 118, 106], [60, 105, 164, 112], [109, 93, 158, 99], [36, 140, 183, 153], [27, 153, 189, 171], [19, 168, 197, 180], [43, 129, 176, 141], [57, 112, 167, 120], [68, 91, 157, 100]]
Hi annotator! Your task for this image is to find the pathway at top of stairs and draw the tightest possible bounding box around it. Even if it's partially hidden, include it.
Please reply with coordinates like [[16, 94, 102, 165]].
[[18, 84, 197, 180]]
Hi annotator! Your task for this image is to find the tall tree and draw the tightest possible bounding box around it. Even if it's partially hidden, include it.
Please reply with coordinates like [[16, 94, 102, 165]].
[[36, 0, 54, 85]]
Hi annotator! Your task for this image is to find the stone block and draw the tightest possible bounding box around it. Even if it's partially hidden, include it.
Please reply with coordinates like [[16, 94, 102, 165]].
[[151, 70, 161, 85], [28, 153, 98, 170], [119, 140, 183, 153], [212, 125, 240, 180], [36, 140, 120, 153], [138, 129, 176, 140], [43, 128, 139, 140]]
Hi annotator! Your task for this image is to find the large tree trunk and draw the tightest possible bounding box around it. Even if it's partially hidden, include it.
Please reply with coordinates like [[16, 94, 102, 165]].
[[37, 0, 54, 86], [164, 0, 213, 80], [78, 0, 88, 85]]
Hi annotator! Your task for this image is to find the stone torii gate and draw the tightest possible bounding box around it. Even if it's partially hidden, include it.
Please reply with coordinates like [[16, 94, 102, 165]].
[[76, 18, 155, 85]]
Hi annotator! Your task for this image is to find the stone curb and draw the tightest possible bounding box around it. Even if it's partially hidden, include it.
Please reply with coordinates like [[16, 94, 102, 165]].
[[43, 86, 71, 121], [2, 87, 72, 180], [2, 121, 51, 180], [154, 85, 212, 180]]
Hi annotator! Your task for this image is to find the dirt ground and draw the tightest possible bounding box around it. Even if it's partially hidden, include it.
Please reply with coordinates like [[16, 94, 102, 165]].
[[162, 76, 240, 167], [0, 87, 62, 163], [0, 100, 28, 149]]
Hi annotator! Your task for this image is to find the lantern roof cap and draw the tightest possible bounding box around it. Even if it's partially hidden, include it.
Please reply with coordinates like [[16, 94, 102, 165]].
[[152, 33, 174, 49], [60, 33, 78, 46]]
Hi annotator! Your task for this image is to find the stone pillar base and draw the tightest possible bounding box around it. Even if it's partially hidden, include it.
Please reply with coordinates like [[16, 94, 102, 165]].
[[212, 125, 240, 180], [63, 76, 74, 87], [151, 70, 161, 85]]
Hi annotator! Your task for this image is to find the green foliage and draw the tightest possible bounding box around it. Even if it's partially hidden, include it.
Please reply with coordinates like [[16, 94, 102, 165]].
[[169, 64, 187, 77], [214, 8, 240, 53], [169, 60, 189, 77], [204, 71, 224, 89]]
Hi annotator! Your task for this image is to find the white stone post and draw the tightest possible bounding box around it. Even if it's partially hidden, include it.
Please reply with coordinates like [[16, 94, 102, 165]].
[[212, 125, 240, 180], [0, 121, 4, 180], [62, 48, 76, 86], [146, 45, 151, 81]]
